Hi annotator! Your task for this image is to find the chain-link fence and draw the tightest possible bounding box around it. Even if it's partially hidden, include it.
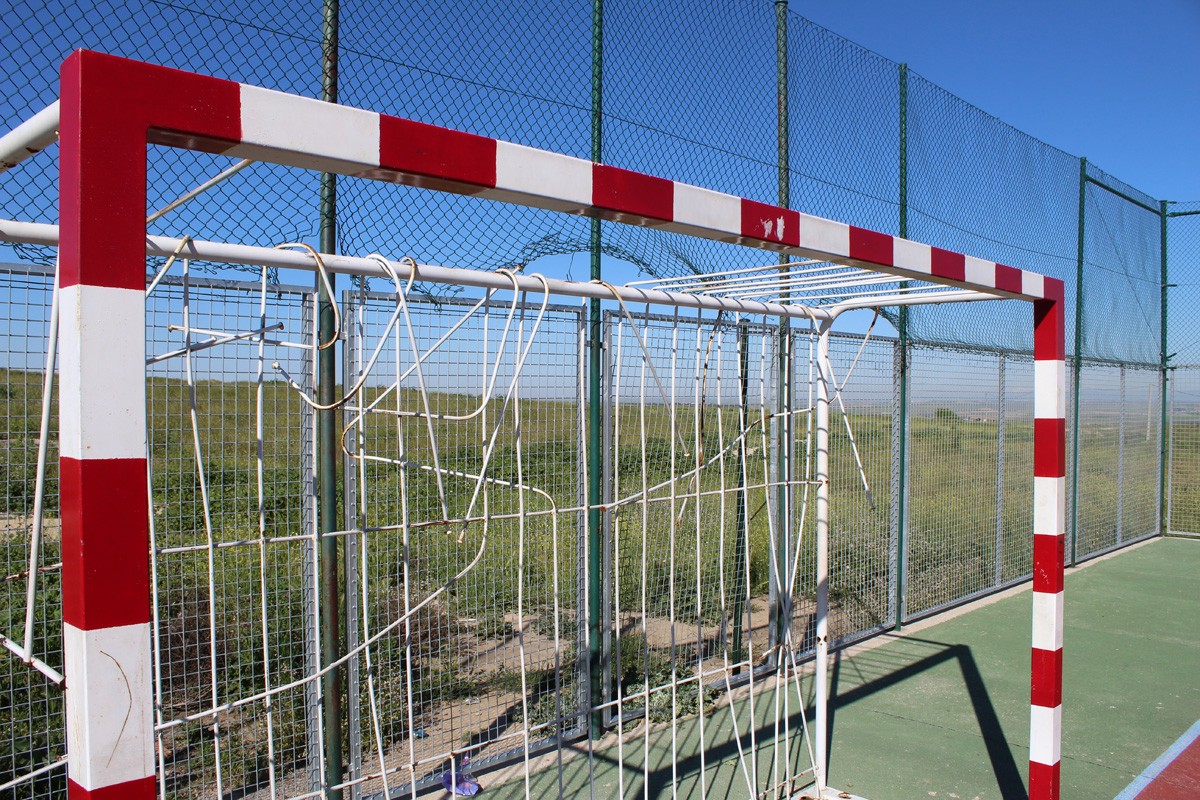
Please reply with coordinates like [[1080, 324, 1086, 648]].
[[0, 259, 1179, 796], [0, 0, 1180, 363], [2, 0, 1197, 795], [1167, 201, 1200, 536]]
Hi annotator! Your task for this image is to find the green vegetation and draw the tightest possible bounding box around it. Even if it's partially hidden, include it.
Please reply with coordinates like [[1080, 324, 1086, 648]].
[[0, 367, 1177, 797]]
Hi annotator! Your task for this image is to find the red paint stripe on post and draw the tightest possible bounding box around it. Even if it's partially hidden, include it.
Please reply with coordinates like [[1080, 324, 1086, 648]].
[[59, 51, 241, 290], [995, 264, 1024, 294], [740, 199, 799, 247], [1033, 418, 1067, 478], [1029, 758, 1062, 800], [1031, 647, 1064, 708], [592, 165, 674, 223], [848, 226, 893, 266], [59, 457, 151, 630], [68, 776, 156, 800], [1032, 535, 1066, 592], [1034, 299, 1065, 360], [930, 247, 966, 282], [1043, 277, 1066, 302], [378, 117, 497, 190]]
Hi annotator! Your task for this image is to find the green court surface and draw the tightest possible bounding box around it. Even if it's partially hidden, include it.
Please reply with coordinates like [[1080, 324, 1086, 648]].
[[485, 537, 1198, 798], [823, 537, 1199, 799]]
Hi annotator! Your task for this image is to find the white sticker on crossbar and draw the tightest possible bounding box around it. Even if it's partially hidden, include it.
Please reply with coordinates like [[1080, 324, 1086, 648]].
[[233, 85, 380, 173], [1029, 703, 1062, 765], [64, 622, 154, 790], [58, 285, 146, 461], [1032, 591, 1064, 651]]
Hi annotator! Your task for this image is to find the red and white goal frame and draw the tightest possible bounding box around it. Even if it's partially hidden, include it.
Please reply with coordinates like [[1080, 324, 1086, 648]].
[[47, 50, 1065, 799]]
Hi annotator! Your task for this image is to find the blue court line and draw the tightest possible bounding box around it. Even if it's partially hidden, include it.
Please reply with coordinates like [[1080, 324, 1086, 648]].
[[1114, 718, 1200, 800]]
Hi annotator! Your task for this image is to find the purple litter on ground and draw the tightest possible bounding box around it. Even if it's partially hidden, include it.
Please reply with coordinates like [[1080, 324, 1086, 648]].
[[440, 771, 481, 796]]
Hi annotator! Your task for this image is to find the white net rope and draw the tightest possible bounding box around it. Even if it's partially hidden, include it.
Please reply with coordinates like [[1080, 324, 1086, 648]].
[[0, 152, 874, 795], [0, 254, 888, 798]]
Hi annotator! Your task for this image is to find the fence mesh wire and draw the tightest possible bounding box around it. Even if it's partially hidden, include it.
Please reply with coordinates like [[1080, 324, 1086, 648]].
[[1169, 368, 1200, 537], [903, 72, 1080, 354], [789, 331, 896, 644], [146, 276, 316, 799], [1, 0, 1197, 794], [0, 0, 1179, 360], [0, 267, 62, 800], [343, 292, 586, 793], [907, 346, 1005, 617], [1167, 204, 1200, 535]]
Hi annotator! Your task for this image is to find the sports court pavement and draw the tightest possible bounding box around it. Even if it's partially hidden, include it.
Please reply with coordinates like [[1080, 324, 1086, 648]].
[[486, 536, 1198, 798]]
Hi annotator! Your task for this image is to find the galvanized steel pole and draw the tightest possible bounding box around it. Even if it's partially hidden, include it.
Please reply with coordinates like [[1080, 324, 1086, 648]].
[[587, 0, 605, 740], [1159, 200, 1169, 535], [895, 62, 910, 628], [319, 0, 344, 794], [1070, 157, 1087, 566], [774, 0, 792, 654]]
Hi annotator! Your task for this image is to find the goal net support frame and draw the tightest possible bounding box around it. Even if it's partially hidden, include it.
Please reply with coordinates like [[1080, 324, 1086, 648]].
[[3, 49, 1066, 800]]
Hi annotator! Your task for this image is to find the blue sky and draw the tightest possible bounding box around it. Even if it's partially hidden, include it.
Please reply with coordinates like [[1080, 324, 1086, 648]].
[[795, 0, 1199, 202]]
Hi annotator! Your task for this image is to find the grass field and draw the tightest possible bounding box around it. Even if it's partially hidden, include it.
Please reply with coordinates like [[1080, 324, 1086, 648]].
[[0, 350, 1184, 796]]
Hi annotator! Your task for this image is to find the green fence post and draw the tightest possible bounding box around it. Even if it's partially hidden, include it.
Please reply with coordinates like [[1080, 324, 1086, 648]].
[[773, 0, 791, 653], [1160, 200, 1169, 535], [318, 0, 344, 794], [898, 64, 908, 239], [1070, 157, 1086, 566], [894, 62, 909, 629], [587, 0, 605, 741]]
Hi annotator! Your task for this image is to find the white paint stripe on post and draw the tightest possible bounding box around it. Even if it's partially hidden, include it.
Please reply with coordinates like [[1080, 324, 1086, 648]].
[[1033, 477, 1066, 535], [668, 183, 742, 239], [1028, 703, 1063, 765], [798, 215, 850, 259], [1034, 361, 1067, 419], [63, 621, 155, 791], [964, 255, 996, 289], [1022, 271, 1046, 299], [891, 237, 933, 274], [1031, 591, 1065, 651], [57, 284, 146, 461], [492, 141, 593, 212]]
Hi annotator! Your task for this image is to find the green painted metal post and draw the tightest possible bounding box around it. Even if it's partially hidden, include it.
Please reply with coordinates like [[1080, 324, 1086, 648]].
[[587, 0, 604, 740], [894, 62, 909, 629], [318, 0, 344, 795], [773, 0, 791, 653], [1070, 157, 1087, 566], [898, 63, 908, 241], [1160, 200, 1169, 535]]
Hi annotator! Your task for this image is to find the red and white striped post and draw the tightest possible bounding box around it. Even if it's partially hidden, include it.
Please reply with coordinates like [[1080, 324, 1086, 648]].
[[58, 51, 239, 800], [1031, 283, 1067, 800]]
